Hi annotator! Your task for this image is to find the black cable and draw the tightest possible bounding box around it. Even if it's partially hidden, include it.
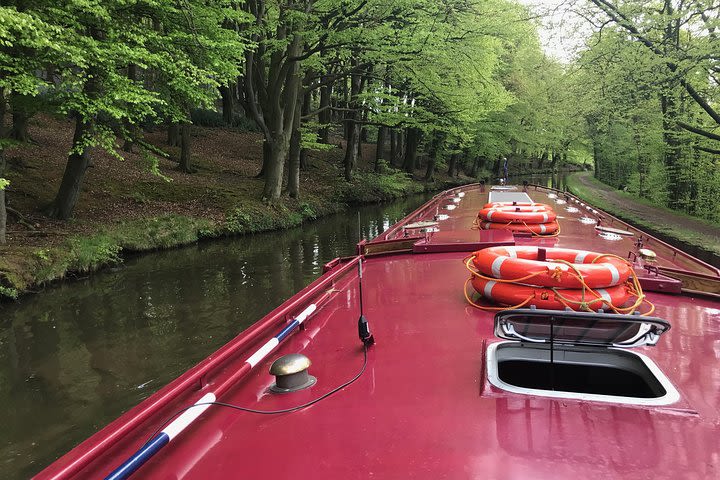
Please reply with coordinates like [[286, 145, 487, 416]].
[[142, 344, 369, 445]]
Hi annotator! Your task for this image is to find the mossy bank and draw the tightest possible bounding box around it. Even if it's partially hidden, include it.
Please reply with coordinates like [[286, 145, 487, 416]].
[[1, 152, 469, 301]]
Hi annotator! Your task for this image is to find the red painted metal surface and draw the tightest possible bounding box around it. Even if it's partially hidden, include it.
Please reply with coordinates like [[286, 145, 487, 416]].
[[36, 185, 720, 479]]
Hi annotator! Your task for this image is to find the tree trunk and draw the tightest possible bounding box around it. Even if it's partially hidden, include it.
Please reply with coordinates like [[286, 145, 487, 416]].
[[319, 83, 331, 144], [0, 149, 6, 245], [593, 142, 601, 178], [220, 85, 234, 125], [0, 88, 5, 244], [397, 131, 406, 166], [46, 116, 92, 220], [123, 64, 139, 152], [425, 132, 444, 181], [425, 155, 436, 181], [0, 87, 6, 139], [390, 130, 397, 167], [492, 158, 502, 179], [470, 157, 480, 177], [341, 80, 351, 140], [539, 150, 548, 169], [288, 95, 302, 198], [9, 94, 31, 142], [167, 123, 180, 147], [450, 153, 457, 177], [662, 93, 683, 206], [256, 141, 270, 178], [177, 123, 193, 173], [0, 185, 5, 245], [300, 90, 311, 170], [262, 138, 289, 201], [342, 63, 367, 181], [375, 126, 387, 172], [403, 127, 421, 174], [344, 122, 361, 181]]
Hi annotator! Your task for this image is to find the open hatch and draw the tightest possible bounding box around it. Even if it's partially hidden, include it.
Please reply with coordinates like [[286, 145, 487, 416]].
[[486, 309, 680, 406]]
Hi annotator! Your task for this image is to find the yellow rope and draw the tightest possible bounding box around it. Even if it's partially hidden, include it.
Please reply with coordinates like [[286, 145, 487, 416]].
[[464, 253, 655, 315], [463, 278, 534, 311], [519, 220, 561, 237], [473, 214, 560, 237]]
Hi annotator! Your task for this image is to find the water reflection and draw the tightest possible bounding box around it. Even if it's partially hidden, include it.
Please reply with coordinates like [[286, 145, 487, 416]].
[[0, 195, 429, 479], [510, 171, 572, 191]]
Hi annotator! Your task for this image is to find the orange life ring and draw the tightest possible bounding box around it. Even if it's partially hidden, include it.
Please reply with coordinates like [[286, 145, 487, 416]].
[[484, 202, 552, 209], [484, 205, 553, 212], [471, 246, 632, 288], [478, 220, 559, 235], [478, 207, 557, 224], [470, 276, 631, 311]]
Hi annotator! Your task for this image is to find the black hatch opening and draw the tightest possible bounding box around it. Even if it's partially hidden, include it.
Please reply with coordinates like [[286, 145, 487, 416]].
[[487, 309, 679, 405]]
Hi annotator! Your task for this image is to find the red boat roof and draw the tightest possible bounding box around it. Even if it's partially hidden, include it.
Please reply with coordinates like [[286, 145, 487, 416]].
[[36, 184, 720, 479]]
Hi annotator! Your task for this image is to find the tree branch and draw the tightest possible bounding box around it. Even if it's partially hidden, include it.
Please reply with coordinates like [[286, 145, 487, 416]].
[[677, 121, 720, 142]]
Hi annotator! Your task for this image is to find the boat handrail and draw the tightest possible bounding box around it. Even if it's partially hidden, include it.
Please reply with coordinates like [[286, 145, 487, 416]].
[[43, 256, 362, 480], [380, 183, 481, 241]]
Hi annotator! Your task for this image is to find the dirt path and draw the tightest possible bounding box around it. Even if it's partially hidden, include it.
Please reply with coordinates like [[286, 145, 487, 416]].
[[568, 171, 720, 263]]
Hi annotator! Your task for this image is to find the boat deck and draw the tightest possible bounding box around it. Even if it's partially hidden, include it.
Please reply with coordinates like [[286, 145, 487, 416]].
[[37, 185, 720, 479]]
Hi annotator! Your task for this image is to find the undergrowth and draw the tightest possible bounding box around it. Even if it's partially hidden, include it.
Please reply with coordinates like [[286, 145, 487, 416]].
[[340, 169, 424, 203], [0, 168, 473, 300]]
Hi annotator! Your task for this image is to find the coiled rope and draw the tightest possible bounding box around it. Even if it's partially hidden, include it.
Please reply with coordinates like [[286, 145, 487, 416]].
[[463, 253, 655, 315]]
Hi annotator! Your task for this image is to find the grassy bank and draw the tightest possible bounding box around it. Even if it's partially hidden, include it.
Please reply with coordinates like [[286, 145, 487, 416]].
[[0, 116, 471, 300], [565, 172, 720, 260]]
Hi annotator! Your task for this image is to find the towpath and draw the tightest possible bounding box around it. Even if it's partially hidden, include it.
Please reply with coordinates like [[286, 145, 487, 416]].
[[566, 171, 720, 263]]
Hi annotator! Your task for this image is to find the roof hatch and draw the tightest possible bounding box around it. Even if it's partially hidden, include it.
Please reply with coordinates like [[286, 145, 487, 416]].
[[487, 309, 679, 406], [494, 309, 670, 348]]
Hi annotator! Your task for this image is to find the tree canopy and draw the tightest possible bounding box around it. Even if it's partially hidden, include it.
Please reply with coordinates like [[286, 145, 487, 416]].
[[0, 0, 717, 236]]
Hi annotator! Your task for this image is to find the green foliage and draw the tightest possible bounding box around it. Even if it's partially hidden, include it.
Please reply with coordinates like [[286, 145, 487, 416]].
[[66, 234, 122, 272], [191, 108, 225, 128], [300, 124, 334, 152], [0, 0, 252, 216], [0, 178, 8, 190], [550, 0, 720, 222], [225, 203, 305, 234], [232, 114, 260, 132], [0, 285, 18, 300], [299, 202, 317, 220], [33, 248, 50, 261], [340, 170, 423, 204], [114, 215, 214, 251], [139, 149, 173, 182]]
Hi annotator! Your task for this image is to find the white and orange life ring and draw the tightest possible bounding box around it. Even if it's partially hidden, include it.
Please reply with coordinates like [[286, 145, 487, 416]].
[[483, 202, 552, 209], [478, 207, 557, 224], [478, 220, 559, 235], [484, 205, 553, 212], [471, 246, 632, 289], [470, 276, 631, 312]]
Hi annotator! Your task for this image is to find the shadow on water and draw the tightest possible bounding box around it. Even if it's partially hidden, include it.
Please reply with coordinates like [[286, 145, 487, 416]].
[[0, 194, 431, 479]]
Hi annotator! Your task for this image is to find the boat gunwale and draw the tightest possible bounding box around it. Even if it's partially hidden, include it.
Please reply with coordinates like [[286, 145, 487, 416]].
[[529, 183, 720, 277], [379, 184, 482, 241], [38, 256, 362, 480]]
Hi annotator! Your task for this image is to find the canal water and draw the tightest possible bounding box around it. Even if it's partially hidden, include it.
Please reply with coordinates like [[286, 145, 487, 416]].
[[510, 170, 570, 191], [0, 194, 431, 479]]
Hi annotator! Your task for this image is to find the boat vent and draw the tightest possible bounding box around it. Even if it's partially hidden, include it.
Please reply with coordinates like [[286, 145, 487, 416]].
[[269, 353, 316, 393]]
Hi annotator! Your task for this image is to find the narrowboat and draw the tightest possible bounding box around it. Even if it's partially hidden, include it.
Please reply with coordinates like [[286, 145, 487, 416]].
[[36, 183, 720, 479]]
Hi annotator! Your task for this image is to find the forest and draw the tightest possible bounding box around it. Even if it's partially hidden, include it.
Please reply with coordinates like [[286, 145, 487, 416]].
[[0, 0, 718, 244]]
